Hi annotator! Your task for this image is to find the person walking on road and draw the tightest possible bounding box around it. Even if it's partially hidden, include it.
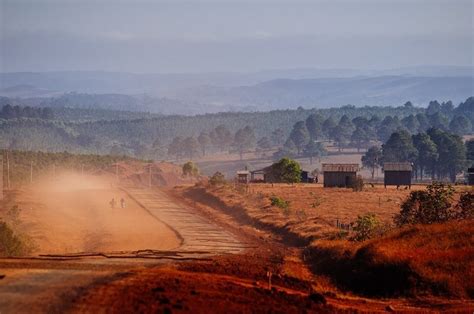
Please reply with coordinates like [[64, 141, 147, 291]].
[[110, 198, 116, 209], [120, 198, 126, 209]]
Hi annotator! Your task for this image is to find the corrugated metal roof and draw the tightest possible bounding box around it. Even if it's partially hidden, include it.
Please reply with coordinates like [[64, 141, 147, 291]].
[[383, 162, 413, 171], [236, 171, 250, 175], [322, 163, 359, 172]]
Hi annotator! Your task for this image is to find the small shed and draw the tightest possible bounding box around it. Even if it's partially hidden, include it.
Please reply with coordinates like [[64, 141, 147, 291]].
[[322, 163, 359, 188], [249, 167, 313, 183], [468, 168, 474, 185], [383, 162, 413, 188], [300, 170, 310, 183], [250, 167, 270, 182], [236, 170, 250, 184]]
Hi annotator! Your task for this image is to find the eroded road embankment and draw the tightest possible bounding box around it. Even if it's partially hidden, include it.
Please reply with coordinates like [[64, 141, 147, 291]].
[[0, 181, 249, 313]]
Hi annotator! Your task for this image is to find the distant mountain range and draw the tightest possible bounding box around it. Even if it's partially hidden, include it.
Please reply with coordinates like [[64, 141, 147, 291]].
[[0, 66, 473, 114]]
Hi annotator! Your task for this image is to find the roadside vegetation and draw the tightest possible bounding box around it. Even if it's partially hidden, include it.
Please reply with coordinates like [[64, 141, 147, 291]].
[[0, 206, 35, 256]]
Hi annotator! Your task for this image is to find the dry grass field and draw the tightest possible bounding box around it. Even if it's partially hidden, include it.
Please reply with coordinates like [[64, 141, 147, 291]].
[[179, 182, 474, 298]]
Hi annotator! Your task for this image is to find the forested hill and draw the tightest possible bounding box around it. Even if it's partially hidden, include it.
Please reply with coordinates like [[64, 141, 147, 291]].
[[1, 71, 473, 114], [0, 97, 472, 161], [192, 76, 474, 110]]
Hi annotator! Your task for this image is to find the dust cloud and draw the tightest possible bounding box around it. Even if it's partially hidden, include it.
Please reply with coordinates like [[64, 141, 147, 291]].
[[20, 172, 181, 254]]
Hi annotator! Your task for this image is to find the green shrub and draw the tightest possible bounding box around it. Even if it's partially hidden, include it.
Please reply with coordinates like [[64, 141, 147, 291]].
[[395, 182, 455, 226], [270, 196, 289, 209], [0, 221, 34, 256], [267, 158, 301, 183], [209, 171, 226, 186], [351, 213, 380, 241], [182, 161, 199, 177], [455, 192, 474, 219], [6, 205, 21, 226], [351, 175, 364, 192]]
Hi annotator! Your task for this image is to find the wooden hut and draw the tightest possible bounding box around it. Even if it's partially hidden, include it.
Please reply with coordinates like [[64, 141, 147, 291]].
[[468, 168, 474, 185], [322, 163, 359, 188], [236, 170, 250, 184], [383, 162, 413, 188], [249, 167, 312, 183]]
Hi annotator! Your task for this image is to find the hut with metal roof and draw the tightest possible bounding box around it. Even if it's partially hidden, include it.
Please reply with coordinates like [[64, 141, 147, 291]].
[[236, 170, 251, 184], [322, 163, 359, 188], [383, 162, 413, 188]]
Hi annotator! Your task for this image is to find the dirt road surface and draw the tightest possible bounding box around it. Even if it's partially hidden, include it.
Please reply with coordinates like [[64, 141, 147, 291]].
[[0, 174, 250, 313]]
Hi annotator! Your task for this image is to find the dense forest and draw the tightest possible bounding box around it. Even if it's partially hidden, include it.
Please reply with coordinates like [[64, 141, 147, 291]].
[[0, 97, 472, 165]]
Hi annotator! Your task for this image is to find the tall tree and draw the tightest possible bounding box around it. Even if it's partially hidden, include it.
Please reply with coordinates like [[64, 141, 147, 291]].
[[427, 128, 466, 182], [351, 126, 372, 152], [256, 137, 272, 156], [168, 136, 184, 160], [449, 116, 471, 135], [197, 131, 211, 156], [289, 121, 309, 155], [426, 100, 441, 115], [322, 117, 337, 139], [273, 139, 297, 160], [401, 114, 420, 133], [182, 137, 200, 160], [303, 141, 326, 164], [210, 125, 232, 151], [232, 126, 255, 160], [412, 133, 438, 180], [416, 113, 430, 131], [305, 113, 324, 140], [382, 130, 418, 163], [428, 112, 449, 131], [377, 116, 401, 142], [351, 116, 369, 129], [271, 128, 285, 147], [361, 146, 382, 179]]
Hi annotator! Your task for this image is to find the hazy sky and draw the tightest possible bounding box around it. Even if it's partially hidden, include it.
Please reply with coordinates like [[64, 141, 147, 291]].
[[1, 0, 472, 73]]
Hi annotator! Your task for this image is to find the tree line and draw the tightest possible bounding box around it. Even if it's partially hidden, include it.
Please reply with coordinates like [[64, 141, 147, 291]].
[[362, 129, 473, 182], [1, 150, 135, 188], [0, 104, 54, 120], [0, 97, 472, 161]]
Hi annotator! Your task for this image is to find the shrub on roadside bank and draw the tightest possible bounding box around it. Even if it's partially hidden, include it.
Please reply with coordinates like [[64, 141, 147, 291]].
[[395, 183, 473, 226], [0, 220, 34, 256], [209, 171, 226, 186], [306, 219, 474, 298]]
